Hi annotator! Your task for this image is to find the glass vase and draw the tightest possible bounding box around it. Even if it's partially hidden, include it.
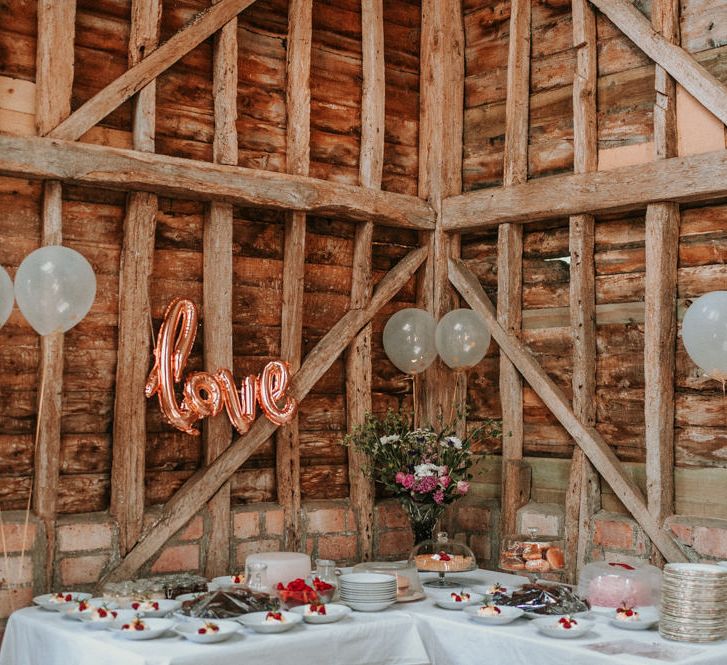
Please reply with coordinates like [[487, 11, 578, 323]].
[[399, 496, 446, 545]]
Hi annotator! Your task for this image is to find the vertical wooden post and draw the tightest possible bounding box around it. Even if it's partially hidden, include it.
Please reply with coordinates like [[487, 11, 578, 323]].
[[416, 0, 465, 428], [564, 0, 601, 582], [203, 4, 238, 578], [34, 0, 77, 591], [277, 0, 311, 551], [498, 0, 530, 539], [111, 0, 162, 555], [645, 0, 680, 563], [346, 0, 385, 562]]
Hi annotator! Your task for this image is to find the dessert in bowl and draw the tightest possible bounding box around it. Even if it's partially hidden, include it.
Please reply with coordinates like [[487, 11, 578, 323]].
[[534, 615, 594, 639], [238, 610, 303, 634], [80, 608, 137, 630], [464, 604, 524, 625], [174, 619, 240, 643], [435, 590, 485, 610], [63, 598, 118, 621], [110, 616, 174, 640], [122, 598, 181, 617], [609, 604, 659, 630], [33, 592, 93, 612], [290, 603, 352, 624]]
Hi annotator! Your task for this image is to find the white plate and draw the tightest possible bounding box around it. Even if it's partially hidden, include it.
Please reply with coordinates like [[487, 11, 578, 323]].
[[609, 606, 659, 630], [345, 599, 396, 612], [174, 619, 240, 643], [464, 605, 524, 625], [33, 592, 92, 612], [109, 617, 174, 640], [340, 592, 397, 600], [339, 573, 397, 585], [533, 617, 595, 639], [290, 603, 352, 624], [239, 611, 303, 634], [211, 575, 247, 589], [63, 598, 118, 620], [121, 598, 182, 617], [435, 593, 485, 610], [80, 609, 137, 630]]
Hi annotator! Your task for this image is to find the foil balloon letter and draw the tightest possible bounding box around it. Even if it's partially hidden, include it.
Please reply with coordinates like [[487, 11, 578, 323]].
[[258, 361, 297, 425], [216, 368, 257, 435], [183, 372, 224, 419]]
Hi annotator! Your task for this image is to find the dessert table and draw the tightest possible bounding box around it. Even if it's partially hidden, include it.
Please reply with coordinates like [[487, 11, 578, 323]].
[[2, 569, 727, 665]]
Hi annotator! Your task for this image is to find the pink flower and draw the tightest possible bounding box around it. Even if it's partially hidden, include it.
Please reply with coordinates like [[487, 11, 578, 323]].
[[395, 471, 406, 485], [433, 490, 445, 505], [402, 474, 415, 489], [456, 480, 470, 495], [415, 476, 437, 494], [439, 475, 451, 489]]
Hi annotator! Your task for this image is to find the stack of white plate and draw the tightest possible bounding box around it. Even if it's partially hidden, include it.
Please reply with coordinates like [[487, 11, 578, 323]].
[[660, 563, 727, 643], [338, 573, 397, 612]]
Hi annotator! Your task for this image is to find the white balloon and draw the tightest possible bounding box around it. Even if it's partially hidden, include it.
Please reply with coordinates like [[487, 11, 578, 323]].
[[0, 266, 13, 330], [383, 308, 437, 375], [681, 291, 727, 381], [14, 246, 97, 336], [435, 308, 491, 370]]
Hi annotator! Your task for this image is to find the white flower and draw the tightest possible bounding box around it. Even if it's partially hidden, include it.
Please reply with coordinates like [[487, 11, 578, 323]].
[[445, 436, 463, 449], [379, 434, 400, 445], [414, 463, 439, 478]]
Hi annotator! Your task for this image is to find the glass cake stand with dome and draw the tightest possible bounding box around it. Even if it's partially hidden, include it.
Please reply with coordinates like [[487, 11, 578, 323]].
[[409, 532, 477, 588]]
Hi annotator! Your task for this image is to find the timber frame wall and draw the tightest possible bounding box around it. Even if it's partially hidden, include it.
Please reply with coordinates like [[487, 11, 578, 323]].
[[0, 0, 726, 593]]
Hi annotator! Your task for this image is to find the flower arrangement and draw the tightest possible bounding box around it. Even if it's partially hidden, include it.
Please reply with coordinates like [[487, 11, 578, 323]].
[[343, 409, 501, 543]]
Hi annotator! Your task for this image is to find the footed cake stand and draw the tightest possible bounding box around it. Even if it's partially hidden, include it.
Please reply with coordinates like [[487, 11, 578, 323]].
[[411, 532, 478, 588]]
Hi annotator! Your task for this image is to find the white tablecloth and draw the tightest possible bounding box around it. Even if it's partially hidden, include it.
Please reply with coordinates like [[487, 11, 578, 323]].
[[2, 569, 727, 665]]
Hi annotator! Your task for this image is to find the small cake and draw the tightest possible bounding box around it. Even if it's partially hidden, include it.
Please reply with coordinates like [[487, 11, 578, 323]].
[[265, 611, 285, 623], [557, 616, 578, 630], [616, 605, 640, 622], [49, 593, 74, 604], [197, 622, 220, 635], [477, 605, 501, 617], [305, 604, 327, 616], [121, 617, 147, 632], [130, 600, 160, 612], [90, 607, 117, 622], [499, 542, 565, 573], [415, 551, 475, 572], [450, 591, 471, 603]]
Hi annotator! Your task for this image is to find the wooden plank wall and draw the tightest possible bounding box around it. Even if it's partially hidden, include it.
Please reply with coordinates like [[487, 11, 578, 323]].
[[0, 0, 421, 515]]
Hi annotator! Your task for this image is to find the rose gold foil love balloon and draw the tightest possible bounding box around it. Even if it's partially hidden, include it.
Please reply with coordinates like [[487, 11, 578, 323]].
[[216, 368, 257, 435], [257, 360, 297, 425], [146, 298, 201, 435], [183, 372, 224, 419]]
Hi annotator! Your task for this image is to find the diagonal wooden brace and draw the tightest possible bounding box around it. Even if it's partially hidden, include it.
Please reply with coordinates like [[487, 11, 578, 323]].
[[448, 258, 687, 563], [99, 244, 429, 584]]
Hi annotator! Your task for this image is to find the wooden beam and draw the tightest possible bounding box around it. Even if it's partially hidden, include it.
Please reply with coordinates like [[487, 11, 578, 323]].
[[441, 147, 727, 231], [564, 0, 600, 584], [448, 258, 687, 563], [498, 0, 530, 538], [276, 0, 311, 552], [203, 1, 238, 578], [415, 0, 465, 427], [589, 0, 727, 126], [0, 135, 435, 230], [644, 0, 680, 564], [33, 0, 77, 592], [110, 0, 162, 556], [346, 0, 385, 562], [46, 0, 256, 141], [100, 245, 428, 583]]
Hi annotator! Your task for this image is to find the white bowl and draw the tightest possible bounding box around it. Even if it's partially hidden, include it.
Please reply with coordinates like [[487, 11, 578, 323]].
[[345, 599, 396, 612], [174, 620, 240, 643], [464, 605, 524, 625], [609, 606, 659, 630], [211, 575, 247, 590], [80, 609, 137, 630], [534, 616, 595, 639], [290, 604, 352, 624], [472, 583, 510, 596], [33, 592, 92, 612], [63, 598, 118, 621], [121, 598, 181, 617], [435, 592, 485, 610], [109, 617, 174, 640], [239, 611, 303, 634]]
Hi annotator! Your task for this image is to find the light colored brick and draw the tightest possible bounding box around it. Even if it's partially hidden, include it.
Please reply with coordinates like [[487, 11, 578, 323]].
[[376, 530, 413, 560], [0, 523, 36, 553], [457, 505, 491, 532], [593, 518, 634, 550], [233, 511, 260, 540], [693, 526, 727, 558], [669, 521, 694, 547], [179, 516, 203, 542], [376, 502, 410, 530], [0, 587, 33, 620], [317, 534, 357, 562], [59, 554, 109, 586], [151, 544, 199, 574], [0, 556, 32, 586], [307, 508, 346, 534], [235, 539, 281, 567], [58, 522, 113, 552], [264, 509, 284, 536]]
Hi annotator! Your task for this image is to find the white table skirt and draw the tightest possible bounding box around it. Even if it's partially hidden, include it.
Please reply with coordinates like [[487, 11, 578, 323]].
[[2, 569, 726, 665]]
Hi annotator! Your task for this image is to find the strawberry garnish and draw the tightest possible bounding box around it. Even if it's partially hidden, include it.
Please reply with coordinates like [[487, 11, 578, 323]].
[[231, 575, 243, 584], [96, 608, 108, 618], [198, 627, 207, 635], [451, 593, 462, 602], [558, 616, 577, 629], [122, 624, 130, 630], [64, 594, 73, 602], [309, 604, 326, 615], [437, 551, 451, 562], [134, 622, 145, 631], [266, 611, 284, 622], [312, 577, 334, 592], [131, 602, 140, 610]]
